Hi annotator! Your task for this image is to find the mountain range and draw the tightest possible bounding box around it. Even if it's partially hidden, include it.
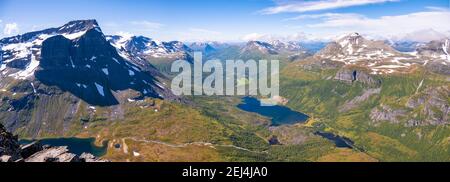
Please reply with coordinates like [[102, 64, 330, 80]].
[[0, 19, 449, 162]]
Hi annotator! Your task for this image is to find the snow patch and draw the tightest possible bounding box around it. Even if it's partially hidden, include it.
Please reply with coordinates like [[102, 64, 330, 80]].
[[9, 54, 40, 79], [62, 30, 87, 40], [69, 57, 75, 68], [442, 39, 449, 61], [416, 79, 424, 93], [30, 82, 37, 93], [94, 82, 105, 96], [102, 68, 109, 75], [112, 57, 120, 64]]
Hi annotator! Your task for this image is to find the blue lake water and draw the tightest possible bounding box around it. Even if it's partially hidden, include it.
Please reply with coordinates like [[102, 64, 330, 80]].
[[237, 97, 309, 126], [20, 137, 108, 157], [314, 131, 354, 149]]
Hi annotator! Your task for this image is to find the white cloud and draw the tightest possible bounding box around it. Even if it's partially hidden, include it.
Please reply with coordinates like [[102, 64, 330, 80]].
[[284, 13, 363, 21], [116, 31, 135, 38], [260, 0, 398, 14], [298, 10, 450, 41], [3, 23, 19, 35], [130, 21, 164, 30], [241, 32, 327, 42]]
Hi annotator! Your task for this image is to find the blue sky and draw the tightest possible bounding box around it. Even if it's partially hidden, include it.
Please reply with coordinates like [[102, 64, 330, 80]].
[[0, 0, 449, 42]]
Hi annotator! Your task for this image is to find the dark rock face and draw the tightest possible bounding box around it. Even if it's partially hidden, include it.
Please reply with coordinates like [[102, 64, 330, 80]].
[[20, 141, 44, 159], [0, 20, 99, 71], [0, 123, 108, 162], [35, 28, 163, 106], [268, 135, 281, 145], [334, 69, 380, 86]]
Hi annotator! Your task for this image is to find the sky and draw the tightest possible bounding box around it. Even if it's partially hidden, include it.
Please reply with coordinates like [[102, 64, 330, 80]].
[[0, 0, 449, 42]]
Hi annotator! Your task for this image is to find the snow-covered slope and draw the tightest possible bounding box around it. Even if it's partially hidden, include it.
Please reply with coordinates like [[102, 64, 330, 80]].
[[269, 40, 303, 52], [240, 39, 307, 55], [0, 20, 100, 79], [417, 38, 450, 62], [106, 35, 191, 59], [314, 33, 425, 74]]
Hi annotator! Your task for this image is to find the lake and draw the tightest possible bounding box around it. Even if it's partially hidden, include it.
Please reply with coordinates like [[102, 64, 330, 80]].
[[20, 137, 108, 157], [314, 131, 354, 149], [237, 97, 309, 126]]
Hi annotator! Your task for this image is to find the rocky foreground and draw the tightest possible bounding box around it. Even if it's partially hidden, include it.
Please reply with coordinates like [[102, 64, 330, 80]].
[[0, 124, 108, 162]]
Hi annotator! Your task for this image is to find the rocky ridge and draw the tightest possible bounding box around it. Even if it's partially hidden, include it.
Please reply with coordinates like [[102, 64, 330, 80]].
[[0, 123, 107, 162]]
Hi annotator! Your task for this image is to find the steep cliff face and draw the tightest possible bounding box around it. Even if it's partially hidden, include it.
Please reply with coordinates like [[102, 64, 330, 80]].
[[36, 28, 164, 106], [0, 124, 21, 161], [334, 68, 380, 86]]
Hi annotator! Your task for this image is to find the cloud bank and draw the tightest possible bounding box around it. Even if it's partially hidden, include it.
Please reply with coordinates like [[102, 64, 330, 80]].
[[261, 0, 398, 14]]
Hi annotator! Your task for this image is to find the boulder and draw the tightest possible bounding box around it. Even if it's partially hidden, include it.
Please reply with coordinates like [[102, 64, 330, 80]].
[[0, 155, 12, 162], [79, 152, 108, 162], [25, 146, 79, 162]]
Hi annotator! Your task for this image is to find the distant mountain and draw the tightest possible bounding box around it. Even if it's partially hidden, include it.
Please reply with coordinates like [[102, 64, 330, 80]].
[[240, 40, 308, 55], [417, 38, 450, 61], [303, 32, 449, 75], [300, 41, 328, 54], [106, 35, 191, 60], [386, 29, 449, 52], [396, 29, 448, 43], [241, 41, 279, 55], [189, 42, 218, 55], [269, 40, 303, 52], [389, 41, 422, 52]]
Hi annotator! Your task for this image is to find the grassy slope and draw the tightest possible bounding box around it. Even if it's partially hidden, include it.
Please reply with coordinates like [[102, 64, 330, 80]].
[[280, 63, 450, 161]]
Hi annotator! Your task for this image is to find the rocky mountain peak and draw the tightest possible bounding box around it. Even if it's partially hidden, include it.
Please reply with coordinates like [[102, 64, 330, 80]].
[[58, 19, 100, 35], [335, 32, 365, 52], [313, 32, 425, 75], [242, 41, 278, 54]]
